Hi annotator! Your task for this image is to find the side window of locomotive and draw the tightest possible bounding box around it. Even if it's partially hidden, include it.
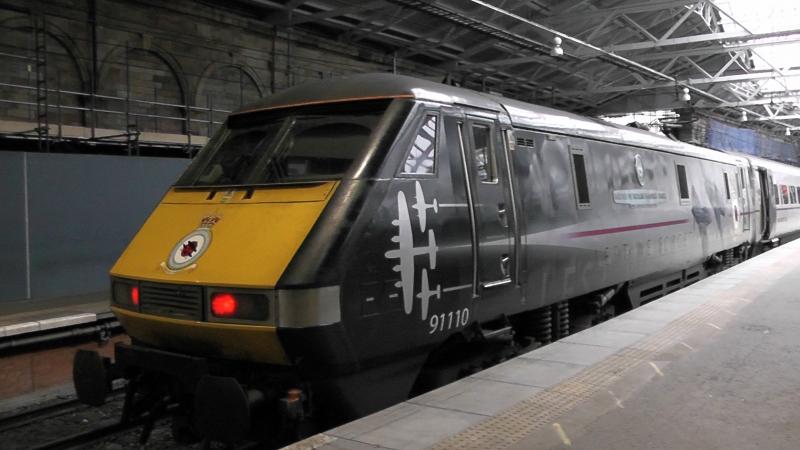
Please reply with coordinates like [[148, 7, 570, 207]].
[[723, 172, 731, 200], [676, 164, 690, 203], [774, 184, 780, 205], [401, 114, 437, 175], [471, 123, 497, 183], [782, 185, 790, 205], [569, 148, 591, 209]]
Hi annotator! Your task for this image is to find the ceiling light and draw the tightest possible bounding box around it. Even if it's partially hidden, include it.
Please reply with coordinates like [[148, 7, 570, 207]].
[[740, 110, 748, 122], [681, 87, 691, 102], [550, 36, 563, 57], [786, 128, 792, 136]]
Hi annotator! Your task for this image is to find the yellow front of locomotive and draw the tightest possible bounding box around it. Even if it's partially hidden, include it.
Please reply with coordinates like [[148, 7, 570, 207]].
[[109, 181, 337, 365], [107, 97, 395, 366]]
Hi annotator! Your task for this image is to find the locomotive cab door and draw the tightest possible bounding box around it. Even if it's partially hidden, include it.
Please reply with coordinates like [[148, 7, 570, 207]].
[[459, 112, 516, 293]]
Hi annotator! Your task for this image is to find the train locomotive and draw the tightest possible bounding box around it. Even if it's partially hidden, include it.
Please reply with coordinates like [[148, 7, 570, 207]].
[[73, 73, 800, 445]]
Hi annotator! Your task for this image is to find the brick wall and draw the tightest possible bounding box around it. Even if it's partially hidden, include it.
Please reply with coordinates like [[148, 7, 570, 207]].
[[0, 0, 438, 137], [0, 334, 128, 400]]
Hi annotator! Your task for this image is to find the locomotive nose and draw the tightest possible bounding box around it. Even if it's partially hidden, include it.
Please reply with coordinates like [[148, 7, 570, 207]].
[[110, 181, 338, 289]]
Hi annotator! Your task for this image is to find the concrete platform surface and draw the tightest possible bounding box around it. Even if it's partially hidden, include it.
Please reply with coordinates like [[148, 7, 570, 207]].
[[287, 240, 800, 450], [0, 291, 110, 338]]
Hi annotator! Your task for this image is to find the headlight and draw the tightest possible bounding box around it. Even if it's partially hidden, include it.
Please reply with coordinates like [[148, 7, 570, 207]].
[[112, 279, 140, 311], [207, 290, 271, 323]]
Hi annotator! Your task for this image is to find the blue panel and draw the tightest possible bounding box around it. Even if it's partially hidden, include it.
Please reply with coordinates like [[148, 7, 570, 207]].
[[26, 153, 188, 299], [707, 119, 798, 164], [0, 152, 28, 301]]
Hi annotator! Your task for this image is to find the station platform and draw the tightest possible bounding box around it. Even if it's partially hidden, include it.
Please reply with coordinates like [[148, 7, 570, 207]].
[[0, 291, 111, 339], [290, 239, 800, 450], [0, 291, 121, 403]]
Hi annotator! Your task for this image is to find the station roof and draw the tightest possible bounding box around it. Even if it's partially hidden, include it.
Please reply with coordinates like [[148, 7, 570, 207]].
[[227, 0, 800, 135]]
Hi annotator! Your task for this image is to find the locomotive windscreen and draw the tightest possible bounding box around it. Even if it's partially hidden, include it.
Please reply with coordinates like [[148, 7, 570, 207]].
[[176, 100, 392, 187]]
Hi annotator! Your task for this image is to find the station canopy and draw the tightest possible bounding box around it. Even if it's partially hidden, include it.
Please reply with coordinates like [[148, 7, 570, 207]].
[[241, 0, 800, 135]]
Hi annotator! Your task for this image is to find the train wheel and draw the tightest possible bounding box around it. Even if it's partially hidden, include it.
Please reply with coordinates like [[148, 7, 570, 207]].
[[171, 413, 201, 444]]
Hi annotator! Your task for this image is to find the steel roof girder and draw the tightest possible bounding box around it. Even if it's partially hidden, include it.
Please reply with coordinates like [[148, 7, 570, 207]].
[[631, 34, 800, 62], [657, 1, 699, 41], [562, 69, 800, 96], [712, 95, 800, 108], [607, 27, 800, 53], [541, 0, 698, 26]]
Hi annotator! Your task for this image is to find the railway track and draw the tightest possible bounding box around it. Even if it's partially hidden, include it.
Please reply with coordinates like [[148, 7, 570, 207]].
[[0, 397, 85, 434], [28, 414, 161, 450], [0, 389, 126, 434], [0, 389, 135, 450]]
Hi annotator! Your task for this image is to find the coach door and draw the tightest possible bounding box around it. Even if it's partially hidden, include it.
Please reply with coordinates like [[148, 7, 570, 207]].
[[758, 167, 775, 239], [460, 113, 515, 293], [739, 164, 751, 231]]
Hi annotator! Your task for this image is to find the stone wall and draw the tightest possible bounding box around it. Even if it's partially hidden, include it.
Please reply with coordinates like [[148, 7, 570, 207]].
[[0, 0, 437, 137]]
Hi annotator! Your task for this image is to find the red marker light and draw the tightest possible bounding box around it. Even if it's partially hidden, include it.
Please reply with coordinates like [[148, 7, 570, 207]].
[[131, 286, 140, 306], [211, 293, 238, 317]]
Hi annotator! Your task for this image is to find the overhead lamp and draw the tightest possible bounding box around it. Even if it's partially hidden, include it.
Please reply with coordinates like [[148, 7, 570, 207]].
[[786, 127, 792, 136], [740, 110, 748, 122], [550, 36, 563, 57], [681, 87, 691, 102]]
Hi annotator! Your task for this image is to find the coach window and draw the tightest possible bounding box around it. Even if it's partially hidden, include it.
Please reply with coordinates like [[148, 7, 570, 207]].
[[774, 184, 780, 204], [401, 114, 437, 175], [782, 185, 790, 204], [570, 147, 591, 209], [472, 123, 497, 183], [723, 172, 731, 200], [676, 164, 690, 204], [735, 171, 743, 197]]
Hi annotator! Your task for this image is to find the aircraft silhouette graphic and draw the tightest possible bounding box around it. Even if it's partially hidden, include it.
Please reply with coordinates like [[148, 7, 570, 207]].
[[384, 186, 439, 317], [412, 181, 438, 233], [417, 268, 441, 320]]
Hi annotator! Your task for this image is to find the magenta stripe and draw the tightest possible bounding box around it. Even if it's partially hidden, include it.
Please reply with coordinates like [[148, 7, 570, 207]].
[[568, 219, 690, 238]]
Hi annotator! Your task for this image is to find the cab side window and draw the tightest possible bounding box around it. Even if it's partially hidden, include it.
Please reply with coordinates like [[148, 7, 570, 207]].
[[401, 114, 437, 175], [471, 123, 497, 183]]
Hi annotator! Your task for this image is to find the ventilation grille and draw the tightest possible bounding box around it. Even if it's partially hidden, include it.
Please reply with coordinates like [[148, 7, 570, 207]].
[[516, 137, 535, 147], [140, 282, 203, 320]]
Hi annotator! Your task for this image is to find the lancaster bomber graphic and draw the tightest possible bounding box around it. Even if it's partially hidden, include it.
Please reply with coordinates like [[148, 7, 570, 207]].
[[417, 268, 441, 320], [385, 182, 439, 318], [412, 180, 438, 233]]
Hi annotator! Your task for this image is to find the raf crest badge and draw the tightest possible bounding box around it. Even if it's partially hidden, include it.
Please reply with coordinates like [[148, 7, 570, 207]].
[[162, 215, 220, 273]]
